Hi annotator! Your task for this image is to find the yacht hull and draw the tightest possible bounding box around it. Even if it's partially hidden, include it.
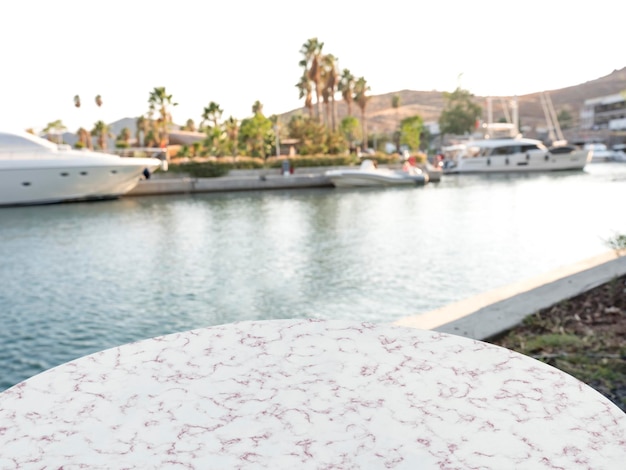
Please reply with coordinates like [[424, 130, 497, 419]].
[[443, 144, 590, 174], [0, 157, 161, 206]]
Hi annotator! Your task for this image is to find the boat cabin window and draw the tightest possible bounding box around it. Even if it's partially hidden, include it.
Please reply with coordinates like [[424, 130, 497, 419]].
[[491, 145, 521, 156], [487, 143, 544, 156], [520, 143, 545, 152]]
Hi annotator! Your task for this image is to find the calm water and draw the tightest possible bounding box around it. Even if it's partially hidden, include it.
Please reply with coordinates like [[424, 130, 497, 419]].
[[1, 163, 625, 391]]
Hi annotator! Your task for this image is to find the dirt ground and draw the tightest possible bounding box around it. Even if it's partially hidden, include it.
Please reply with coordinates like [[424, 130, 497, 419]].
[[487, 275, 626, 412]]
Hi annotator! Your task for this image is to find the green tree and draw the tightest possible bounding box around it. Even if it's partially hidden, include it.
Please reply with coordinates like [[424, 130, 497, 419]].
[[392, 94, 401, 151], [296, 71, 314, 117], [287, 115, 329, 155], [321, 53, 339, 131], [239, 104, 274, 158], [43, 120, 66, 144], [224, 116, 240, 157], [148, 87, 177, 147], [91, 120, 113, 150], [76, 127, 92, 149], [438, 87, 482, 139], [201, 101, 223, 130], [203, 126, 226, 156], [399, 115, 423, 151], [339, 116, 361, 151], [117, 127, 132, 148], [338, 69, 355, 117], [392, 94, 400, 118], [300, 37, 324, 121], [135, 115, 149, 147], [353, 77, 370, 150], [557, 109, 573, 130], [252, 100, 265, 116], [182, 119, 197, 132]]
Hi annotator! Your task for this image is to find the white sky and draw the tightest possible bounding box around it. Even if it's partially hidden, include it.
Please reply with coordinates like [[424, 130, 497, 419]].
[[2, 0, 625, 133]]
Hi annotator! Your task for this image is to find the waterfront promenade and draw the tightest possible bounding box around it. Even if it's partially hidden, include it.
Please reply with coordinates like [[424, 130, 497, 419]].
[[128, 163, 442, 196]]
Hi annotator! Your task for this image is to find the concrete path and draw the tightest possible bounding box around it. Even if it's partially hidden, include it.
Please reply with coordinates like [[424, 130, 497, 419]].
[[129, 173, 333, 196], [128, 163, 441, 197], [394, 251, 626, 340]]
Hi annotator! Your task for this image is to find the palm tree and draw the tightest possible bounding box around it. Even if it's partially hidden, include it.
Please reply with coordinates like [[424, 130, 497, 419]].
[[300, 37, 324, 121], [91, 120, 112, 150], [296, 72, 314, 117], [183, 119, 196, 132], [135, 115, 149, 147], [354, 77, 371, 151], [224, 116, 239, 156], [148, 87, 177, 147], [201, 101, 223, 130], [338, 69, 355, 117], [321, 77, 331, 128], [392, 94, 401, 119], [322, 54, 339, 131], [76, 127, 92, 149], [119, 127, 132, 146], [392, 94, 401, 152], [252, 100, 264, 116]]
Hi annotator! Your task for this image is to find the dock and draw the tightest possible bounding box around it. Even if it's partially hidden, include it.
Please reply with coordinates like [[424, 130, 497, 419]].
[[128, 164, 442, 197]]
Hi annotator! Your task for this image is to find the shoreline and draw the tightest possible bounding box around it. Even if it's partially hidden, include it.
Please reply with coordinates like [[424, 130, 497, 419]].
[[127, 163, 442, 197], [395, 251, 626, 340]]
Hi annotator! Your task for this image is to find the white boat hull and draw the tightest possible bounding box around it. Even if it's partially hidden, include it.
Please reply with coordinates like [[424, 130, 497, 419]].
[[443, 141, 591, 174], [0, 149, 163, 207], [325, 159, 428, 188], [326, 169, 428, 187], [0, 162, 159, 206]]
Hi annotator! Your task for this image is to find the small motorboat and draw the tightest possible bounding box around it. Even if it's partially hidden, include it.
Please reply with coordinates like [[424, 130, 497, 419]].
[[325, 159, 428, 188]]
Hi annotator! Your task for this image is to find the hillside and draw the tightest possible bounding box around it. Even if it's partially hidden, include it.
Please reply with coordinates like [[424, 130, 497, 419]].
[[279, 67, 626, 137]]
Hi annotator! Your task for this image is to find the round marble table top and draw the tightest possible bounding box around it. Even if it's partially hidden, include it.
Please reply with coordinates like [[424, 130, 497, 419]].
[[0, 319, 624, 469]]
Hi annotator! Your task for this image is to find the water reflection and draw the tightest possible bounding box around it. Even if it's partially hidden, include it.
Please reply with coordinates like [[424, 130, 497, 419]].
[[1, 163, 625, 390]]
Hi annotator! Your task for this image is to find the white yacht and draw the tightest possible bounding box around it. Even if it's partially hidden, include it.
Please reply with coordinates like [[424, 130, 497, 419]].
[[441, 137, 591, 174], [441, 96, 591, 174], [0, 130, 163, 206]]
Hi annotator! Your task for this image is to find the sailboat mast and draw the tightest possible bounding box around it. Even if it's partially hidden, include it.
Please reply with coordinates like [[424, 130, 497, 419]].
[[546, 93, 565, 142]]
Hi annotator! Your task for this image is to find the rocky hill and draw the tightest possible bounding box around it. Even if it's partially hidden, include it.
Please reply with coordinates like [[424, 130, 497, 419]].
[[279, 67, 626, 138]]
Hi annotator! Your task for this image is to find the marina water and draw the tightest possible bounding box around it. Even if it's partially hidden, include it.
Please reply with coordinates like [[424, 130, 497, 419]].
[[1, 163, 625, 391]]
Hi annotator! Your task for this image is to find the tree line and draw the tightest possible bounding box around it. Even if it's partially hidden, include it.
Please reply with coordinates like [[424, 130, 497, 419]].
[[40, 38, 487, 158]]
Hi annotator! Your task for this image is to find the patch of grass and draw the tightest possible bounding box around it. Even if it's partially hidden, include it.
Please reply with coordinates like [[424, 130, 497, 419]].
[[523, 333, 585, 353]]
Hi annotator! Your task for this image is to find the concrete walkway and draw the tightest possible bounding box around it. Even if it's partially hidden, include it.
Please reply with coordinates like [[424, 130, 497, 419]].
[[128, 173, 333, 196], [394, 251, 626, 341], [127, 163, 441, 197]]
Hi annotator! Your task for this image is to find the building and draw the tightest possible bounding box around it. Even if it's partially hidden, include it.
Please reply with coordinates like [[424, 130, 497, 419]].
[[580, 93, 626, 131]]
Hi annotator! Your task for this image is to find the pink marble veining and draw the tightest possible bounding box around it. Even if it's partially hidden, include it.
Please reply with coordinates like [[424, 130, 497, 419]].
[[0, 319, 624, 469]]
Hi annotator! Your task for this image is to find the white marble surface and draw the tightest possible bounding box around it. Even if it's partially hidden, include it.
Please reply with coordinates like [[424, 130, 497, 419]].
[[0, 319, 624, 469]]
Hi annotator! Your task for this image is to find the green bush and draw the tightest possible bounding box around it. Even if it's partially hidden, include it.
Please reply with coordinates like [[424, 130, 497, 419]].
[[168, 153, 394, 177], [169, 161, 231, 178], [266, 154, 357, 169]]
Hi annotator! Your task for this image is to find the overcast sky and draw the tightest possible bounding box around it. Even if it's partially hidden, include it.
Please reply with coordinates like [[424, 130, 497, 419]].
[[2, 0, 624, 132]]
